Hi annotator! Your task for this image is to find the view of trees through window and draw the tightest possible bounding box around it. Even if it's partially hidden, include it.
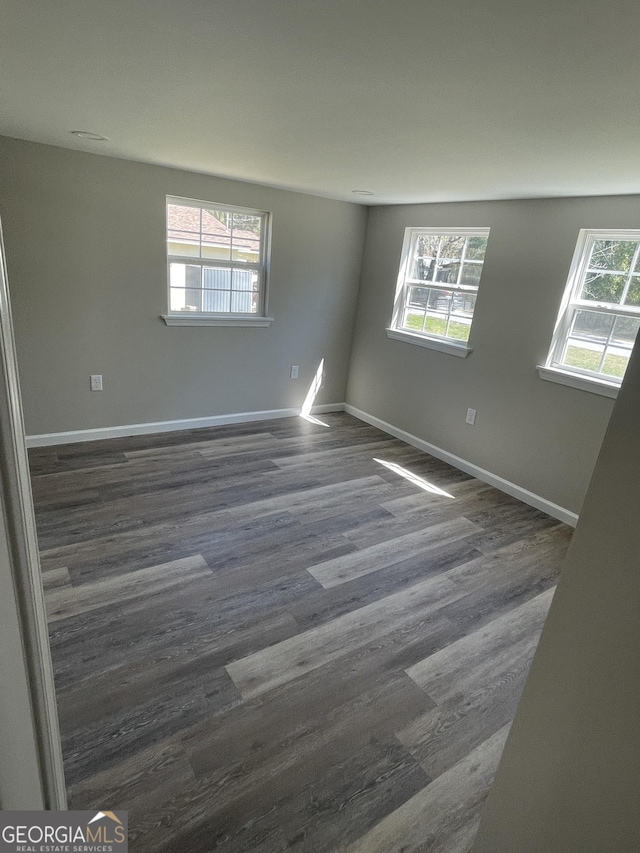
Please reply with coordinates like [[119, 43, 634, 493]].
[[394, 229, 489, 344], [557, 235, 640, 380]]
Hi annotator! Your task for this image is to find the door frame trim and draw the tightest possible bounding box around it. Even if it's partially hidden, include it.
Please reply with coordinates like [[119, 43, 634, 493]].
[[0, 215, 66, 809]]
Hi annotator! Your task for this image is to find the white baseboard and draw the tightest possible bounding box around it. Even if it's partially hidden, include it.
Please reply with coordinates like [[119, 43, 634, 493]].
[[26, 401, 579, 527], [25, 403, 346, 448], [344, 404, 579, 527]]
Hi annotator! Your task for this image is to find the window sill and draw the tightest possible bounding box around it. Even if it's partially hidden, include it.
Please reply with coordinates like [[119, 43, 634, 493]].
[[162, 313, 274, 327], [537, 365, 619, 399], [386, 328, 472, 358]]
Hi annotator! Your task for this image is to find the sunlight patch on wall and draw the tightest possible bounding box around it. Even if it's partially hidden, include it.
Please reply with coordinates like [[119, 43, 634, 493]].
[[300, 359, 330, 427]]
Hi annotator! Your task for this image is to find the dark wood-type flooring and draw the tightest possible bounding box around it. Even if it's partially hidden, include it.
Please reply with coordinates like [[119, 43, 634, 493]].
[[29, 412, 572, 852]]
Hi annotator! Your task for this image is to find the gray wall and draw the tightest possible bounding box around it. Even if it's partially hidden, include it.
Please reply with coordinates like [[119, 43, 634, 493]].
[[346, 196, 640, 514], [0, 136, 366, 435], [471, 301, 640, 852]]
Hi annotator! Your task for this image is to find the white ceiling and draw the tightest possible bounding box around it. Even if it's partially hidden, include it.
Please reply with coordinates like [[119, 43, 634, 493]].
[[2, 0, 640, 205]]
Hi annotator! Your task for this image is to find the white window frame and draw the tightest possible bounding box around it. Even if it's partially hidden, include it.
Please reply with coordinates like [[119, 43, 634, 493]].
[[539, 229, 640, 398], [387, 226, 490, 357], [162, 196, 273, 327]]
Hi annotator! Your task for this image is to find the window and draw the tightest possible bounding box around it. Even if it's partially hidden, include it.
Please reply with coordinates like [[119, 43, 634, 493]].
[[162, 197, 272, 326], [542, 230, 640, 395], [388, 227, 490, 355]]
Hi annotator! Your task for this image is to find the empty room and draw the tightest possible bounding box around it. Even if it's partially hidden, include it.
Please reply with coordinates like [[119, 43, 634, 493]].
[[1, 2, 640, 852]]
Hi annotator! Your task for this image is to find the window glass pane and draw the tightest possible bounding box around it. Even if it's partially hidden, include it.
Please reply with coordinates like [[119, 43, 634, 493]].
[[232, 268, 256, 291], [439, 235, 465, 260], [169, 262, 186, 289], [202, 289, 231, 313], [403, 286, 453, 332], [571, 309, 614, 344], [588, 240, 636, 273], [435, 261, 461, 284], [406, 285, 431, 308], [417, 234, 440, 258], [167, 204, 201, 257], [450, 292, 477, 319], [560, 310, 613, 374], [168, 237, 199, 258], [201, 266, 231, 312], [231, 270, 258, 314], [412, 256, 437, 281], [229, 291, 255, 313], [459, 263, 482, 287], [232, 234, 261, 263], [624, 276, 640, 306], [611, 315, 640, 347], [580, 273, 626, 304], [168, 263, 204, 311], [169, 262, 203, 312], [423, 287, 455, 313], [232, 213, 262, 237], [204, 208, 232, 231], [402, 307, 427, 332], [200, 208, 231, 260], [422, 315, 450, 337], [601, 350, 630, 379], [203, 266, 231, 290], [465, 237, 488, 261], [230, 214, 261, 263], [201, 235, 231, 260], [446, 318, 471, 342], [170, 288, 186, 312], [562, 343, 604, 373]]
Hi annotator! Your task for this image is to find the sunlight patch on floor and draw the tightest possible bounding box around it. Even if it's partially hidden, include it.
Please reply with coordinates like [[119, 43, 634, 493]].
[[373, 457, 455, 498]]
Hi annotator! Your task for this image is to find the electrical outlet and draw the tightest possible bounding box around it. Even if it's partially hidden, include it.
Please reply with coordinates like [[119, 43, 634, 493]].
[[290, 365, 299, 379], [466, 407, 476, 425], [90, 374, 103, 392]]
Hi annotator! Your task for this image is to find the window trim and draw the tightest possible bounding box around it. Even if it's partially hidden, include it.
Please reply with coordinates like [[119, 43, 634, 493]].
[[390, 226, 490, 352], [536, 364, 619, 398], [543, 228, 640, 391], [385, 327, 472, 357], [163, 195, 272, 325]]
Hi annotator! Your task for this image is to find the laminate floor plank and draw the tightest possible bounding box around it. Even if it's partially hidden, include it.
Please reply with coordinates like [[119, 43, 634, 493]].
[[345, 725, 510, 853], [147, 675, 431, 853], [45, 554, 211, 622], [406, 587, 555, 703], [226, 572, 466, 701], [380, 478, 495, 516], [175, 734, 430, 853], [29, 412, 570, 852], [269, 438, 399, 469], [289, 539, 483, 631], [308, 517, 481, 589], [124, 431, 280, 460], [41, 565, 71, 590], [67, 735, 195, 814], [62, 664, 241, 786], [47, 579, 309, 692]]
